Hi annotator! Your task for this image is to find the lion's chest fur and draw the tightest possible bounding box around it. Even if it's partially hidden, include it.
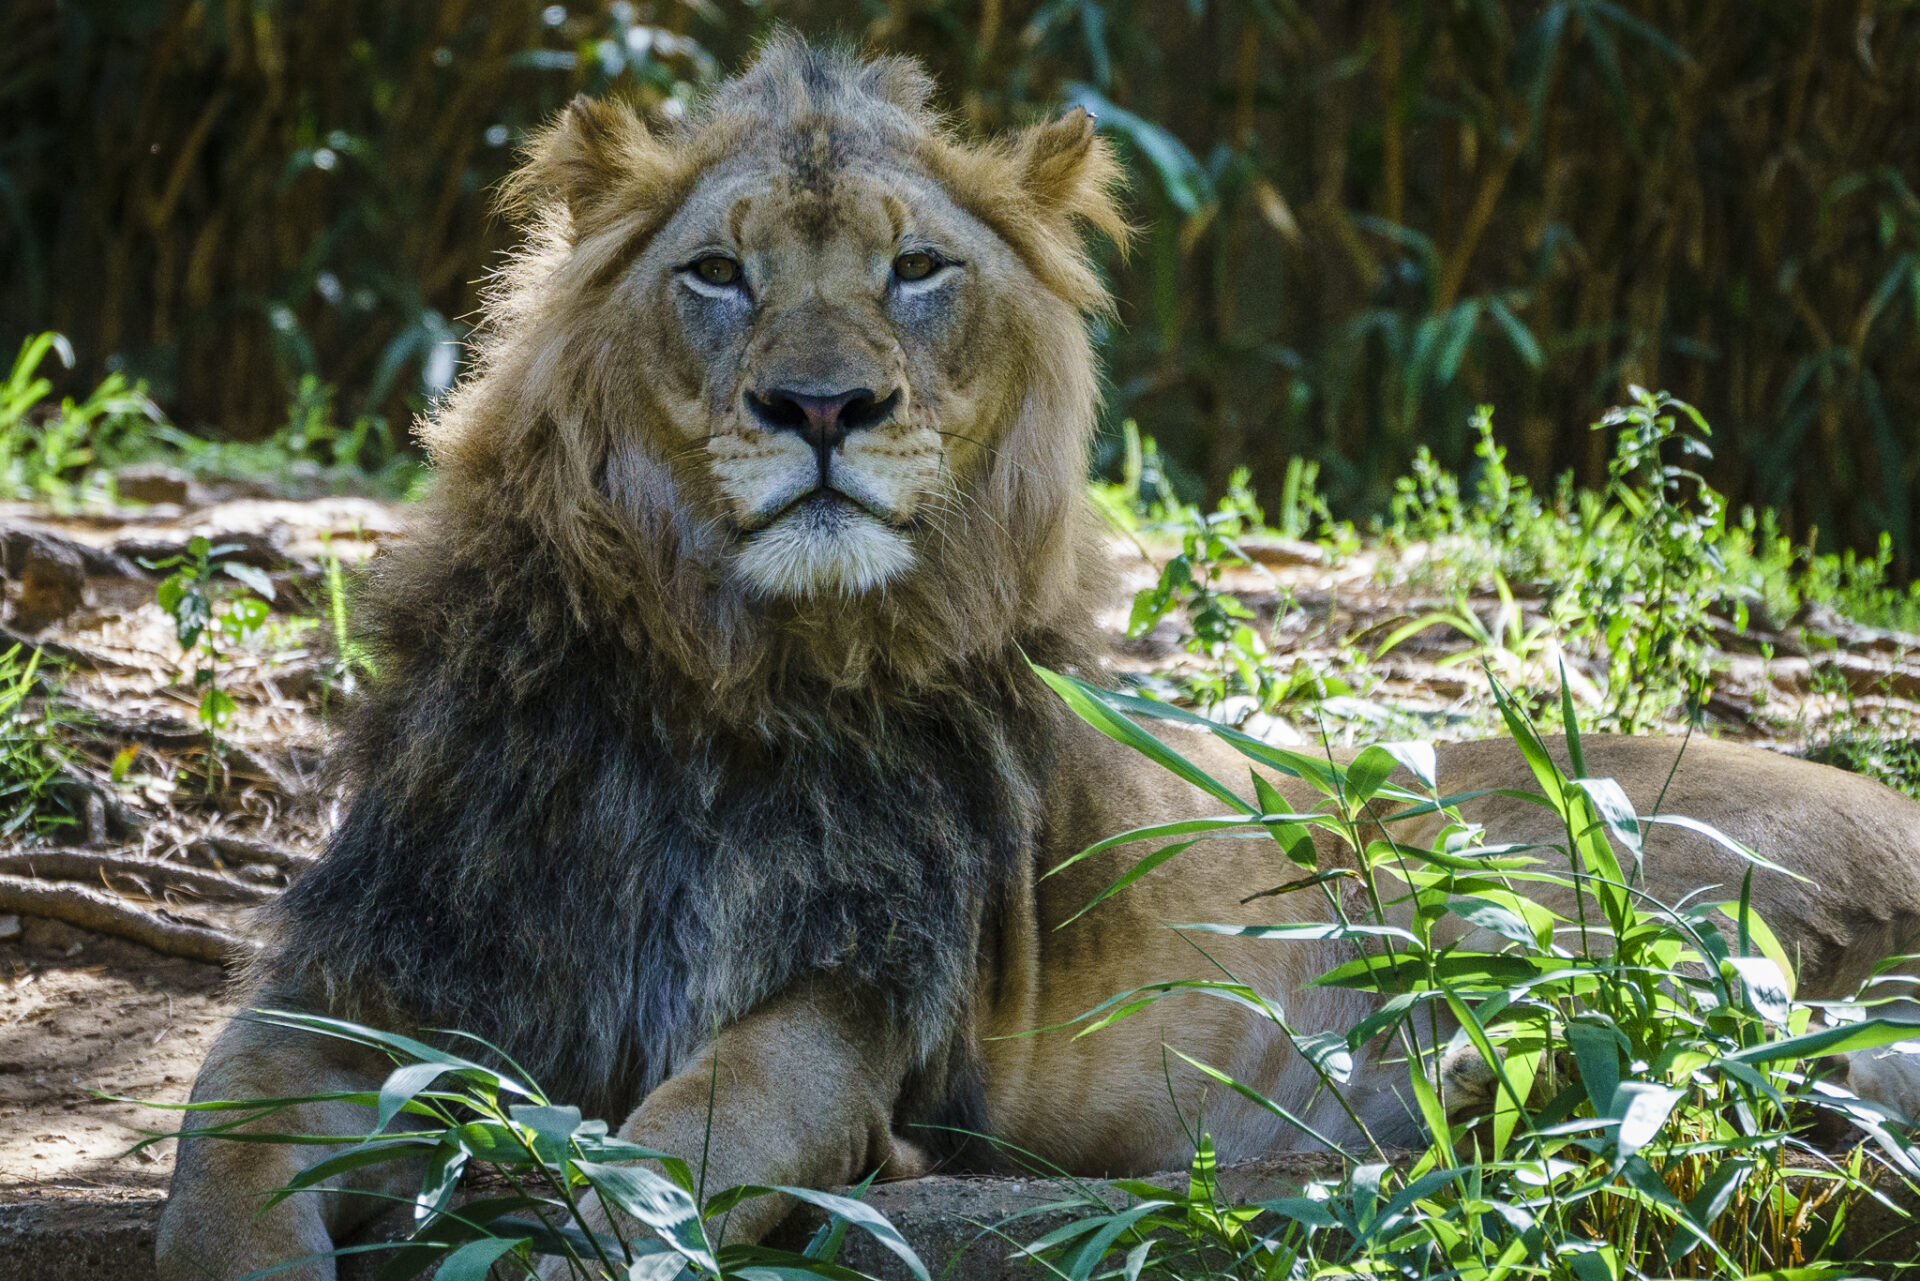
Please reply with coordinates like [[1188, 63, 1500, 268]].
[[264, 624, 1051, 1123]]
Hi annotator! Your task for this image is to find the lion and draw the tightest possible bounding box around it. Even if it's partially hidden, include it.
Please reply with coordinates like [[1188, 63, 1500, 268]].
[[156, 35, 1920, 1280]]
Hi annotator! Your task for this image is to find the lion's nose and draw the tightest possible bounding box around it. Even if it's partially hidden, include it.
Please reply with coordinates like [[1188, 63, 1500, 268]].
[[747, 387, 900, 454]]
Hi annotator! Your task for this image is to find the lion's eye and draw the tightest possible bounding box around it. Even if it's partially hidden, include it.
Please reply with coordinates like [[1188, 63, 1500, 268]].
[[894, 251, 939, 283], [692, 256, 741, 287]]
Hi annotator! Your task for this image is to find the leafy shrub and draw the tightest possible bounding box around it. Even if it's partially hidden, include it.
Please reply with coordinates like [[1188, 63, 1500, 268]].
[[0, 332, 164, 507], [161, 375, 425, 501], [1030, 663, 1920, 1278], [0, 643, 82, 840]]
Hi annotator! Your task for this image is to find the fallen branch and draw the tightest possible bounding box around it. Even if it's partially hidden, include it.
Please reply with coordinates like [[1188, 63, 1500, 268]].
[[0, 848, 277, 903], [0, 873, 249, 964]]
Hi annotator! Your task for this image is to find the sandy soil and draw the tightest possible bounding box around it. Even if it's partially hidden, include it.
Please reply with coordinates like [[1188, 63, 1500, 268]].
[[0, 915, 229, 1205]]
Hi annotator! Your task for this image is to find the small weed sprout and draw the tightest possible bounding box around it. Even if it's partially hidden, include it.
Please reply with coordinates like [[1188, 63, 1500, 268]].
[[1100, 421, 1368, 717], [317, 534, 377, 705], [146, 537, 276, 733], [1124, 468, 1287, 714]]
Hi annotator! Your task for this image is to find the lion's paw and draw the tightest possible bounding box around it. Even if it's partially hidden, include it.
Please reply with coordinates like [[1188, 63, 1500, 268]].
[[1440, 1043, 1502, 1117], [1846, 1044, 1920, 1124]]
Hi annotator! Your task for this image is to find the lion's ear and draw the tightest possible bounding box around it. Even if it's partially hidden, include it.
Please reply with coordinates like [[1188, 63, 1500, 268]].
[[505, 94, 675, 236], [1011, 107, 1131, 250]]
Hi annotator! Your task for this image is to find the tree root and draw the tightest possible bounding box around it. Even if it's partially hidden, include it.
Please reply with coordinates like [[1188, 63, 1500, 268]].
[[0, 847, 278, 903], [0, 873, 249, 964], [193, 834, 315, 873]]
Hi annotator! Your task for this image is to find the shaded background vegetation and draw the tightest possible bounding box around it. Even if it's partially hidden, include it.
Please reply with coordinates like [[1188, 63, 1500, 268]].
[[4, 0, 1919, 568]]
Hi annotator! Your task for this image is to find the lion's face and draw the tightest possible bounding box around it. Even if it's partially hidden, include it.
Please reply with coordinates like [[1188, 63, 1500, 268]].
[[626, 160, 1007, 598], [455, 42, 1126, 661]]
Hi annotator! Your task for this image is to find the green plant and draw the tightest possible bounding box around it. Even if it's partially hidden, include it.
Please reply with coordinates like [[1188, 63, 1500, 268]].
[[147, 537, 277, 733], [0, 335, 425, 504], [317, 535, 377, 704], [1030, 662, 1920, 1278], [156, 376, 425, 500], [1800, 658, 1920, 803], [1808, 733, 1920, 805], [1570, 389, 1727, 731], [130, 1013, 927, 1281], [0, 643, 82, 840], [1797, 533, 1920, 635], [0, 332, 165, 507], [1101, 420, 1369, 717], [1378, 393, 1791, 730], [1386, 404, 1563, 593], [1373, 570, 1592, 708], [1123, 469, 1286, 714]]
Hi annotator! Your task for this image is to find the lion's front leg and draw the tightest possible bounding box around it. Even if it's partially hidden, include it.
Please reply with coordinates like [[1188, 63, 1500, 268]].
[[156, 1009, 419, 1281], [543, 982, 922, 1277]]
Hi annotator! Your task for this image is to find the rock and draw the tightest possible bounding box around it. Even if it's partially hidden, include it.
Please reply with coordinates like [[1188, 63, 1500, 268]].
[[0, 1196, 162, 1281], [1, 525, 142, 579], [0, 914, 19, 940], [2, 1149, 1918, 1281], [112, 465, 192, 506], [1236, 534, 1326, 568], [0, 528, 86, 632]]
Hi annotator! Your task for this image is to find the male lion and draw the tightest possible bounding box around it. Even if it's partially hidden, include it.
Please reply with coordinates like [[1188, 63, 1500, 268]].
[[157, 36, 1920, 1280]]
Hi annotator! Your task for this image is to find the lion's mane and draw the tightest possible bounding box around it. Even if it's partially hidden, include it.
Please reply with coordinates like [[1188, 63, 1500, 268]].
[[256, 37, 1124, 1143]]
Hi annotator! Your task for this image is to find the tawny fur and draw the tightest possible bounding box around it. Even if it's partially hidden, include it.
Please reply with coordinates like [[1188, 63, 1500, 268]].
[[157, 36, 1920, 1281]]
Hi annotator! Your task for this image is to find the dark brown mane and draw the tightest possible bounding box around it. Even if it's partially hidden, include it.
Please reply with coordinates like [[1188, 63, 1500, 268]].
[[254, 37, 1122, 1147]]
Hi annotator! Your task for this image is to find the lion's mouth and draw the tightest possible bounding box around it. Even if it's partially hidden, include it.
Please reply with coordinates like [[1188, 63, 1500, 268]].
[[743, 487, 896, 533]]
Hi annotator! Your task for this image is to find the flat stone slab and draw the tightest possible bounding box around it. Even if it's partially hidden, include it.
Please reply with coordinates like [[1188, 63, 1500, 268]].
[[0, 1193, 162, 1281], [7, 1151, 1918, 1281]]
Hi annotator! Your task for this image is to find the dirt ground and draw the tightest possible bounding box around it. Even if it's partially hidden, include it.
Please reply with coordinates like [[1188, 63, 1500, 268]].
[[1, 484, 381, 1212], [0, 917, 228, 1204], [4, 477, 1920, 1222]]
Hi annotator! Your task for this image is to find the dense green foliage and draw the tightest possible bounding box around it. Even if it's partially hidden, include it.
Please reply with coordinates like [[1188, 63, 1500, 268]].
[[1028, 667, 1920, 1278], [1114, 389, 1920, 746], [6, 2, 1919, 566], [0, 644, 81, 840]]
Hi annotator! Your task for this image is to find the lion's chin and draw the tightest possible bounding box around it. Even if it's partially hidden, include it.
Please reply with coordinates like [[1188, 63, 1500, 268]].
[[731, 495, 916, 599]]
